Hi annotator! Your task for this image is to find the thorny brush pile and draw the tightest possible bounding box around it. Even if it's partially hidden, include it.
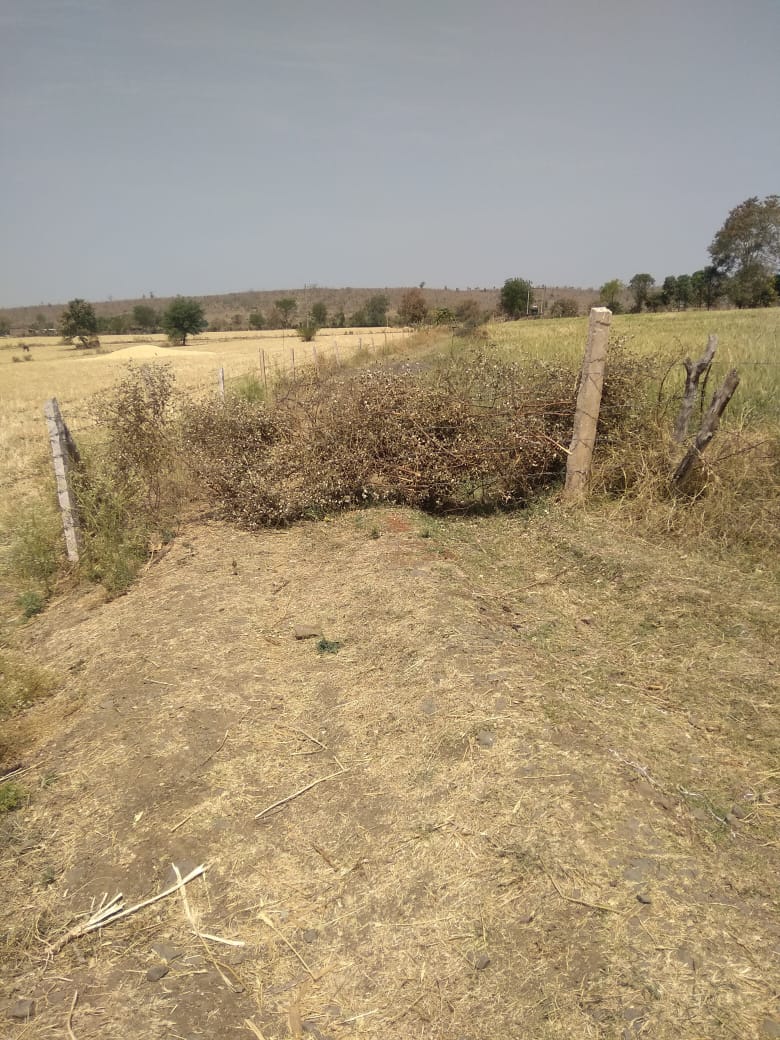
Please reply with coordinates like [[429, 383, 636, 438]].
[[182, 348, 648, 525]]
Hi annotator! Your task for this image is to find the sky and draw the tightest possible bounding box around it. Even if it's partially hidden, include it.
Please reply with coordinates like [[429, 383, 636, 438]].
[[1, 0, 778, 307]]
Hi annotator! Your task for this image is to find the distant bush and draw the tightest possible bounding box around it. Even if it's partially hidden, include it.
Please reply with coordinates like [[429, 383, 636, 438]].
[[297, 321, 320, 343], [550, 298, 579, 318]]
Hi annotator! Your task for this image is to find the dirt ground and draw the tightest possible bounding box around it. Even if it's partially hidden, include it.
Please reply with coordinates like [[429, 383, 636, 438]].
[[1, 506, 778, 1039]]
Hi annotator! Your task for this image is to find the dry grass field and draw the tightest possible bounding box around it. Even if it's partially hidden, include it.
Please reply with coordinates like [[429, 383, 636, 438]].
[[0, 309, 778, 1039], [0, 328, 409, 500]]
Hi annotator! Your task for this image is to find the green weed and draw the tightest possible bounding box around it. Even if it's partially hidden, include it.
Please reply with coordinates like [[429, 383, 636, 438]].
[[0, 781, 27, 813]]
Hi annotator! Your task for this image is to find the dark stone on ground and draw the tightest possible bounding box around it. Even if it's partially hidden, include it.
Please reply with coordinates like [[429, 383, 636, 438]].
[[476, 730, 495, 748], [146, 963, 169, 982], [302, 929, 319, 943], [151, 942, 182, 963], [8, 999, 35, 1021]]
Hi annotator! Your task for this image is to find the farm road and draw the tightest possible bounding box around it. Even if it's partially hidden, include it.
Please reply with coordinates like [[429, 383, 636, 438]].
[[1, 509, 778, 1039]]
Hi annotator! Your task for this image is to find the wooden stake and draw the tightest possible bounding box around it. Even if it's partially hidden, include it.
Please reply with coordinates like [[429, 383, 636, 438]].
[[218, 367, 225, 399], [672, 369, 740, 486], [44, 398, 82, 562], [674, 334, 718, 442], [261, 349, 268, 392], [563, 307, 612, 500]]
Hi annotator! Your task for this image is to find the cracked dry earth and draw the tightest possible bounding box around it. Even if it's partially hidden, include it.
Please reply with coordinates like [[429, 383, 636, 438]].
[[1, 508, 778, 1039]]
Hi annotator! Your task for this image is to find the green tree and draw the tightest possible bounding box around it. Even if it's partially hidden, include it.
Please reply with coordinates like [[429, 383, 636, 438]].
[[674, 274, 692, 310], [60, 298, 99, 347], [500, 277, 533, 319], [274, 298, 297, 328], [398, 287, 428, 325], [248, 310, 265, 330], [660, 276, 677, 308], [332, 307, 346, 328], [132, 304, 159, 332], [0, 317, 11, 336], [628, 273, 655, 312], [599, 279, 624, 312], [161, 297, 207, 345], [363, 294, 389, 326], [709, 196, 780, 286], [728, 263, 777, 308], [309, 301, 328, 327]]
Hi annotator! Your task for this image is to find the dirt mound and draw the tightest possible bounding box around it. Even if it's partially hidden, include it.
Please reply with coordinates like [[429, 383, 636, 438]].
[[1, 509, 778, 1038]]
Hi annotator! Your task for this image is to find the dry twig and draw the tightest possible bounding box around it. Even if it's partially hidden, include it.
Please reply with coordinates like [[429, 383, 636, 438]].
[[66, 990, 78, 1040], [50, 864, 205, 954], [255, 768, 348, 820]]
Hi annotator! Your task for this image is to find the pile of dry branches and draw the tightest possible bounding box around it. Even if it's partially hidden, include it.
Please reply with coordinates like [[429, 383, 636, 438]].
[[182, 351, 646, 526]]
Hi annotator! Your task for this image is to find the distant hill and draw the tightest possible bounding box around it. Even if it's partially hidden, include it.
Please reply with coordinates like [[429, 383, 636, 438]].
[[0, 284, 599, 334]]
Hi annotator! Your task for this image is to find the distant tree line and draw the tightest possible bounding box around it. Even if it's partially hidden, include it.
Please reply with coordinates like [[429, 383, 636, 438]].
[[9, 195, 776, 344], [598, 196, 780, 313]]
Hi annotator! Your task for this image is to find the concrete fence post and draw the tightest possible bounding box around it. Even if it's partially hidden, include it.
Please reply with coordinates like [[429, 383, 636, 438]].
[[44, 397, 82, 562], [564, 307, 612, 500]]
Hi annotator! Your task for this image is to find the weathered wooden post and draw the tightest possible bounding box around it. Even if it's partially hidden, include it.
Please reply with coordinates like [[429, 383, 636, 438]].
[[44, 398, 81, 562], [672, 369, 740, 486], [290, 347, 296, 381], [260, 348, 268, 393], [218, 366, 225, 399], [673, 334, 717, 442], [563, 306, 612, 500]]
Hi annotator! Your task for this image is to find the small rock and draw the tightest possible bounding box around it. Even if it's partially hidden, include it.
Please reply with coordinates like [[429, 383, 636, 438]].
[[151, 942, 182, 963], [636, 892, 652, 905], [8, 999, 35, 1021], [731, 804, 747, 820], [476, 730, 495, 749], [146, 963, 169, 982], [419, 697, 438, 716], [762, 1019, 780, 1038], [470, 952, 491, 970], [303, 1022, 332, 1039], [725, 812, 740, 826], [302, 929, 319, 944], [294, 625, 321, 640]]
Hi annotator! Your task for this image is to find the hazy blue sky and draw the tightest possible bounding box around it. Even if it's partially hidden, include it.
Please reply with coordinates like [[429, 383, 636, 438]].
[[1, 0, 778, 306]]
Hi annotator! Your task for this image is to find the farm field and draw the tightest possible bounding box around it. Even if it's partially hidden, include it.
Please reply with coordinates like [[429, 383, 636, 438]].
[[0, 309, 778, 1039], [0, 327, 410, 500]]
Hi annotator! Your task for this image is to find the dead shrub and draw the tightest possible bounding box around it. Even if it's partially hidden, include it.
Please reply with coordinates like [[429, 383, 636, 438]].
[[182, 352, 592, 525]]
